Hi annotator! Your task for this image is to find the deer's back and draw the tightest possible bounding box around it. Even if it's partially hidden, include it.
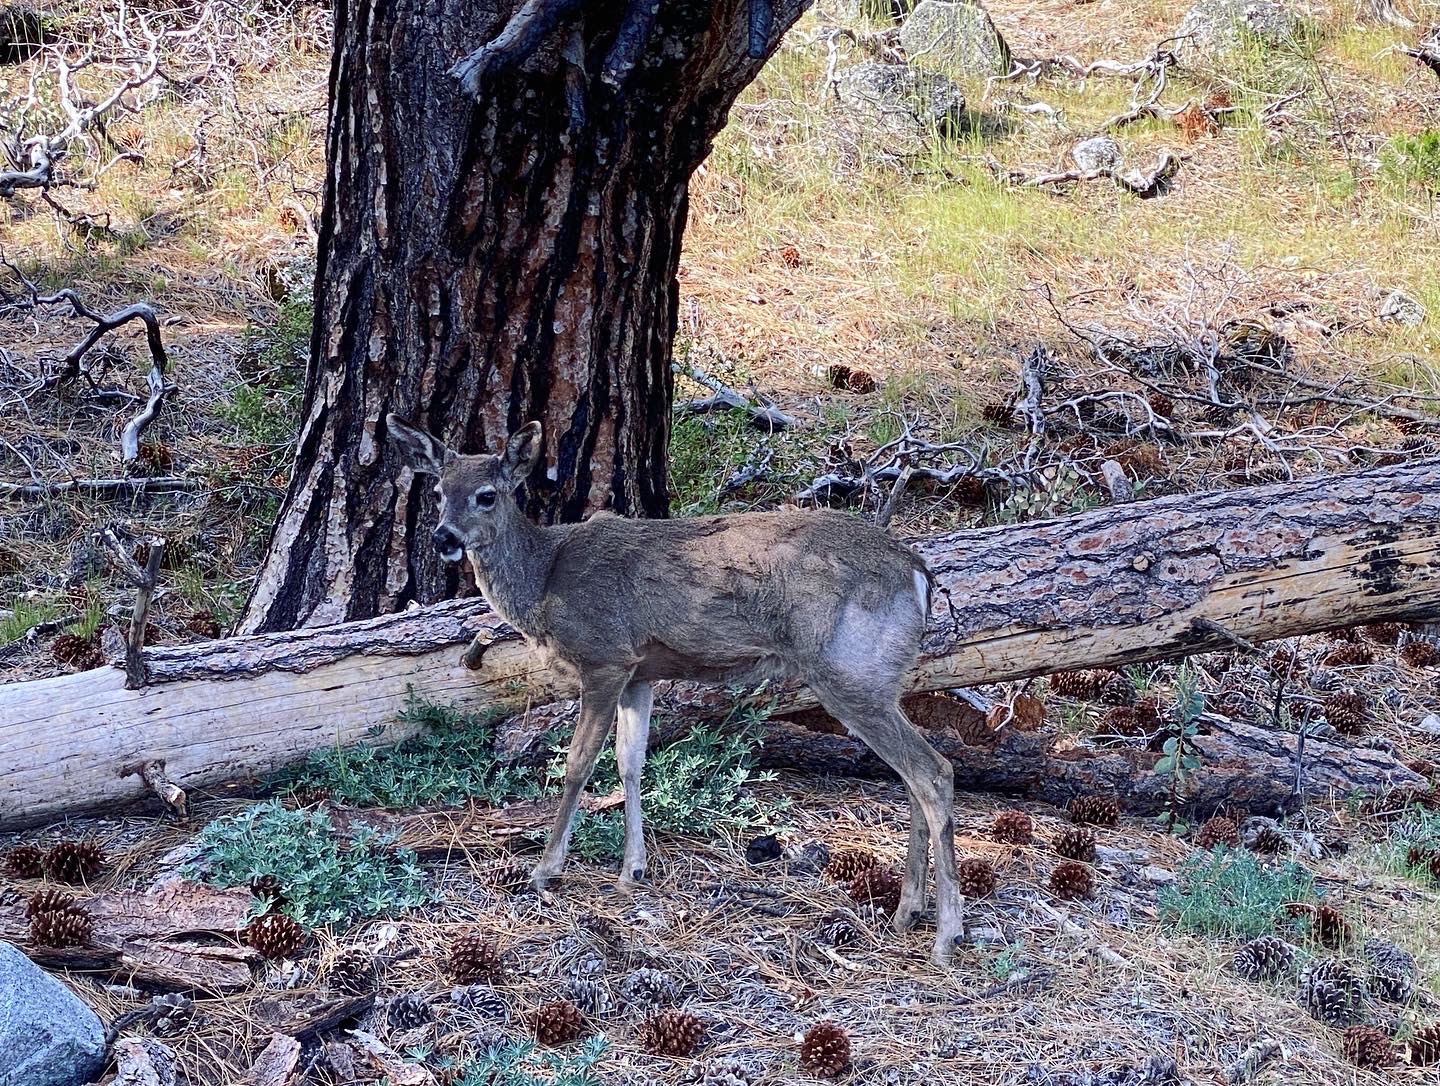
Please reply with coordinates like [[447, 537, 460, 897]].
[[538, 507, 929, 682]]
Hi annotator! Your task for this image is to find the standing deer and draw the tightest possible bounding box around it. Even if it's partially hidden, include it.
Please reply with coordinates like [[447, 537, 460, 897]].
[[387, 415, 963, 964]]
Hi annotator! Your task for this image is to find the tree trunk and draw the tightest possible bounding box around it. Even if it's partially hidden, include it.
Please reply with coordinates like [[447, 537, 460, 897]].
[[240, 0, 812, 634], [4, 460, 1440, 829]]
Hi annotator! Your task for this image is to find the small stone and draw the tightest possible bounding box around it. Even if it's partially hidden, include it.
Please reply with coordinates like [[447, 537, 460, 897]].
[[1380, 290, 1425, 327], [898, 0, 1011, 79], [1178, 0, 1302, 52], [833, 63, 967, 154], [0, 940, 107, 1086], [1072, 136, 1124, 172]]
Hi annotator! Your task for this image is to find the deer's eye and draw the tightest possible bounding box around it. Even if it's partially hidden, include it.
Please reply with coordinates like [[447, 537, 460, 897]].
[[475, 488, 497, 509]]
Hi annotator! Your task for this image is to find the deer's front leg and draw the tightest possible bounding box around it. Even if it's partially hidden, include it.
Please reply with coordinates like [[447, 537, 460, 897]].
[[531, 668, 630, 890], [614, 681, 654, 890]]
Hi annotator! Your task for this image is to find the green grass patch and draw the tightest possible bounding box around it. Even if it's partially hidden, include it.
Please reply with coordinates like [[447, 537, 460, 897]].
[[1158, 849, 1318, 939], [185, 800, 431, 927], [275, 696, 540, 808], [1381, 131, 1440, 196], [0, 598, 61, 646]]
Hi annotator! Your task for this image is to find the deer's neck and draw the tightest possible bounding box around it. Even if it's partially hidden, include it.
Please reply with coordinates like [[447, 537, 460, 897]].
[[466, 515, 555, 634]]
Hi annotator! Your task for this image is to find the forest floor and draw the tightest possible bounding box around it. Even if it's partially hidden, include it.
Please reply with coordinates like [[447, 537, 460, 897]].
[[3, 0, 1440, 1083]]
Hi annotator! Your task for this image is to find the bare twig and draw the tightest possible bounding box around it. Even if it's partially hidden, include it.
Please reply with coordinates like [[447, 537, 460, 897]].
[[678, 364, 798, 431], [0, 476, 200, 500]]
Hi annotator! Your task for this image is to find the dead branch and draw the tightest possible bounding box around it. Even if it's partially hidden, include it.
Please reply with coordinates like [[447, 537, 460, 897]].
[[450, 0, 584, 99], [1397, 31, 1440, 78], [678, 363, 798, 430], [990, 150, 1183, 199], [0, 476, 200, 500]]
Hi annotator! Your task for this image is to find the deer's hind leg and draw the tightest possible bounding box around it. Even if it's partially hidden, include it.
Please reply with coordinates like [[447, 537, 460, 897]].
[[615, 680, 655, 890], [532, 666, 631, 890], [812, 679, 962, 966]]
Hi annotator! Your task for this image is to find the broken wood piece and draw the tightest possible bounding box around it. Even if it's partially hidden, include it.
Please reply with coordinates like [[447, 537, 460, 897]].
[[110, 1036, 179, 1086], [134, 760, 188, 820], [245, 1034, 302, 1086], [254, 991, 375, 1043]]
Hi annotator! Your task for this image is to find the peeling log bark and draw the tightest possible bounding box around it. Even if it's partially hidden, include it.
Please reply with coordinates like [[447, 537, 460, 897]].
[[2, 460, 1440, 828]]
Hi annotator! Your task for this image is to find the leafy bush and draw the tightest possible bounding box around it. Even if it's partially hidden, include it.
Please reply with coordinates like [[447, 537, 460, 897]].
[[275, 697, 540, 808], [550, 707, 787, 863], [452, 1036, 607, 1086], [1158, 848, 1317, 939], [1381, 131, 1440, 195], [185, 800, 431, 926]]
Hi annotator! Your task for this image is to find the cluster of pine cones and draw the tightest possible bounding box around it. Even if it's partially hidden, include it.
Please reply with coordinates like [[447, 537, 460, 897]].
[[26, 889, 93, 948], [3, 839, 108, 883]]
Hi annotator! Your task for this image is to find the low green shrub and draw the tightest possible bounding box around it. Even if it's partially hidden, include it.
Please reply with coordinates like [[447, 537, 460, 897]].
[[452, 1036, 607, 1086], [185, 800, 430, 926], [1158, 848, 1317, 939]]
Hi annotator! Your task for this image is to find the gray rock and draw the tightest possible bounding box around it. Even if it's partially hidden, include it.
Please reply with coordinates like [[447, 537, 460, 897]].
[[1072, 135, 1124, 172], [1380, 289, 1425, 326], [899, 0, 1010, 78], [0, 941, 106, 1086], [1178, 0, 1302, 52], [834, 62, 967, 154]]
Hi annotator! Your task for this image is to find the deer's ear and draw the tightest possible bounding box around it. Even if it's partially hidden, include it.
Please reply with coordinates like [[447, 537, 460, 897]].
[[386, 414, 452, 476], [500, 421, 544, 488]]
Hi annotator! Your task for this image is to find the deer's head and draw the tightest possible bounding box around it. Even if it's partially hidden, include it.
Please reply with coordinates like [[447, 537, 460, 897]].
[[385, 415, 544, 561]]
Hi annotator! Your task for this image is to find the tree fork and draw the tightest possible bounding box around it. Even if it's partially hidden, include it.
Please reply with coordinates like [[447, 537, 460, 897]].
[[2, 461, 1438, 828]]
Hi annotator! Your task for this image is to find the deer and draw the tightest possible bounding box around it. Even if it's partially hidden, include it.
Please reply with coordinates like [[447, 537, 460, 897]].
[[386, 415, 964, 965]]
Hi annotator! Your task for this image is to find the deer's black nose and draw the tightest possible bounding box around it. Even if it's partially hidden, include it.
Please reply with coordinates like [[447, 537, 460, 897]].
[[432, 525, 462, 557]]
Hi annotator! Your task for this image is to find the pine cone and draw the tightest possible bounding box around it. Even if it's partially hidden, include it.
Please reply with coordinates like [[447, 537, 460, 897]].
[[1231, 936, 1295, 981], [1364, 939, 1417, 1003], [149, 993, 194, 1037], [1146, 391, 1175, 419], [44, 840, 106, 884], [243, 913, 304, 960], [694, 1058, 758, 1086], [953, 474, 986, 505], [1068, 794, 1120, 827], [981, 401, 1016, 428], [326, 947, 377, 993], [1400, 639, 1440, 668], [619, 967, 680, 1012], [991, 810, 1033, 845], [1267, 648, 1298, 676], [1363, 622, 1405, 645], [387, 991, 433, 1030], [25, 888, 75, 918], [29, 904, 93, 948], [1299, 957, 1365, 1025], [1048, 669, 1109, 700], [530, 999, 588, 1046], [448, 932, 505, 984], [185, 610, 222, 639], [847, 866, 901, 915], [1007, 693, 1046, 730], [1195, 816, 1241, 851], [1052, 827, 1096, 863], [1050, 861, 1093, 900], [745, 834, 783, 864], [561, 977, 611, 1018], [2, 845, 44, 878], [815, 912, 860, 948], [798, 1021, 850, 1078], [489, 859, 532, 893], [640, 1009, 706, 1057], [450, 984, 510, 1025], [1323, 692, 1370, 735], [1312, 903, 1351, 948], [1409, 1023, 1440, 1066], [51, 633, 103, 671], [1408, 758, 1436, 781], [1343, 1026, 1393, 1070], [1098, 705, 1146, 738], [824, 847, 879, 883], [1324, 642, 1374, 668], [1097, 672, 1136, 706], [1245, 824, 1285, 855], [956, 857, 996, 898]]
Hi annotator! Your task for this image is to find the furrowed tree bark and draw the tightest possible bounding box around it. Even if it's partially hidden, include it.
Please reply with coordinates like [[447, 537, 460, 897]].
[[3, 460, 1439, 828], [240, 0, 812, 634]]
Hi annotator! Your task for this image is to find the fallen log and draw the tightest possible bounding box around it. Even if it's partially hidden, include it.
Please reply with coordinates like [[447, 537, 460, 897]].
[[2, 459, 1440, 829]]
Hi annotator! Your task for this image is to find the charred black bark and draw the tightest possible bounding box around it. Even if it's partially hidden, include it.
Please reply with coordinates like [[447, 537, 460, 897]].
[[242, 0, 811, 633]]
